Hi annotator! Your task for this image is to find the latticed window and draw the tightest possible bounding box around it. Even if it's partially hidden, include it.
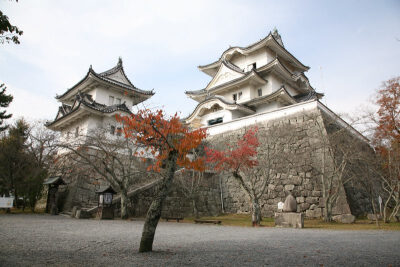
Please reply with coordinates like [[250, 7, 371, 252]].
[[110, 126, 115, 135]]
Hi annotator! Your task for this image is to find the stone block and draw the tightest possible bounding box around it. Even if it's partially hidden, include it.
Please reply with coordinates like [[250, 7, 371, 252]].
[[332, 214, 355, 224], [274, 212, 304, 228], [305, 208, 322, 218], [296, 197, 305, 203], [293, 177, 302, 185], [299, 203, 310, 211], [319, 198, 325, 207], [268, 184, 275, 191], [312, 191, 322, 197], [306, 197, 319, 204], [284, 184, 295, 191], [275, 185, 283, 192], [367, 214, 382, 221]]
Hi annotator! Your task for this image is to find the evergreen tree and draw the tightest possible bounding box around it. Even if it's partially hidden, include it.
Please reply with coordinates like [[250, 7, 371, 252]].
[[0, 83, 13, 132]]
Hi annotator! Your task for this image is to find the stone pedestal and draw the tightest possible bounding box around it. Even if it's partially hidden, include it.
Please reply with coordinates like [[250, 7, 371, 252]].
[[274, 212, 304, 228]]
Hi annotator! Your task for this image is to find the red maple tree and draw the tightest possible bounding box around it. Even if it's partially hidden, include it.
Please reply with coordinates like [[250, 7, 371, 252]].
[[373, 76, 400, 222], [205, 127, 265, 226], [374, 76, 400, 145], [117, 109, 206, 252]]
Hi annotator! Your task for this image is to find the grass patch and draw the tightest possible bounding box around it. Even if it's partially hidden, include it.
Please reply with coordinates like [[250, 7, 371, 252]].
[[0, 207, 45, 214], [179, 214, 400, 230], [183, 214, 274, 227]]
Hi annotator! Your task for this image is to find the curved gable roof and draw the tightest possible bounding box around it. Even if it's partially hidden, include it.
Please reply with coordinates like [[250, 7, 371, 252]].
[[56, 58, 154, 101], [184, 96, 255, 123], [198, 32, 309, 76]]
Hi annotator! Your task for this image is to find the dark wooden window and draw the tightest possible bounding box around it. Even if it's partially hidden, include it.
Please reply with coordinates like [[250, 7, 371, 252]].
[[208, 117, 223, 126], [258, 88, 262, 97], [110, 126, 115, 135]]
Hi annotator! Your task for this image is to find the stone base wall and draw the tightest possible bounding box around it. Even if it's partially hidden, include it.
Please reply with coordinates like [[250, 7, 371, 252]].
[[55, 105, 372, 219]]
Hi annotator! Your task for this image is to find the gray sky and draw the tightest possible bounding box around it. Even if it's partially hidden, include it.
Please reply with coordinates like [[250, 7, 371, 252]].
[[1, 0, 399, 121]]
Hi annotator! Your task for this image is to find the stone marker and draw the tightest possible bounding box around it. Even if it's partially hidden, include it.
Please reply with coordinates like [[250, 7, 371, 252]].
[[275, 193, 304, 228], [283, 193, 297, 212]]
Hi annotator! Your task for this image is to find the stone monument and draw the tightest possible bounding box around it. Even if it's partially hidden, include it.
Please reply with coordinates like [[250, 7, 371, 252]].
[[274, 193, 304, 228]]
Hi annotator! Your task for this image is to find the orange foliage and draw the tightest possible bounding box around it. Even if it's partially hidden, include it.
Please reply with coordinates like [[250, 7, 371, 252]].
[[205, 127, 259, 172], [116, 109, 207, 172], [374, 76, 400, 146]]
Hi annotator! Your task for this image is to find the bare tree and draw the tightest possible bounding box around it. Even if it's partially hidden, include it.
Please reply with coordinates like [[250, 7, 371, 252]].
[[23, 120, 59, 211], [57, 127, 149, 219], [311, 112, 370, 222], [174, 169, 204, 218], [206, 124, 294, 226]]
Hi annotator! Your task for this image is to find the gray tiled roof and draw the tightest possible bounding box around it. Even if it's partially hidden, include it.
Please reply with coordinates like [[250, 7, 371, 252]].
[[56, 58, 154, 100], [46, 92, 132, 127]]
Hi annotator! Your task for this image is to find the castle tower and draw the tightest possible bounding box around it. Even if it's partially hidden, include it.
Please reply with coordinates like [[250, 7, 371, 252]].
[[46, 58, 154, 138], [184, 29, 323, 131]]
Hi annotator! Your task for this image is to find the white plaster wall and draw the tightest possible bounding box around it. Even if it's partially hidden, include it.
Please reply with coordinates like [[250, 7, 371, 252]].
[[207, 100, 318, 136], [256, 102, 283, 113], [230, 48, 274, 71], [106, 71, 130, 85], [220, 85, 251, 103], [284, 84, 297, 96], [208, 65, 243, 89], [91, 87, 134, 108], [200, 109, 233, 126]]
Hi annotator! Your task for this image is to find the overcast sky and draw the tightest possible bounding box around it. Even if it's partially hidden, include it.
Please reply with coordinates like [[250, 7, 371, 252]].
[[1, 0, 399, 122]]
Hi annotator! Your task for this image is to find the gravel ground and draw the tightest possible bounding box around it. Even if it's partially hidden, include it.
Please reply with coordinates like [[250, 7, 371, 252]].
[[0, 214, 399, 266]]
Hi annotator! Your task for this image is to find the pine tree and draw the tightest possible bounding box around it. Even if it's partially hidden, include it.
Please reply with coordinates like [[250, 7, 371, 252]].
[[0, 83, 13, 132]]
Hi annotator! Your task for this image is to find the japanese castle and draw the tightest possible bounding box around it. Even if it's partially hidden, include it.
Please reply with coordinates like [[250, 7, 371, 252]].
[[184, 29, 324, 133], [46, 58, 154, 138]]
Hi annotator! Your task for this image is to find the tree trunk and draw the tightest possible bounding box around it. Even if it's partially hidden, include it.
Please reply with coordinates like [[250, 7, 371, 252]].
[[371, 197, 380, 228], [14, 189, 19, 209], [383, 193, 392, 223], [139, 150, 177, 253], [120, 190, 129, 219], [324, 198, 332, 222], [251, 198, 261, 226], [192, 199, 199, 219]]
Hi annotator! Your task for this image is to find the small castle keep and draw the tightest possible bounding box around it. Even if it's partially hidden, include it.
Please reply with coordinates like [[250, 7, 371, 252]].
[[46, 30, 371, 218]]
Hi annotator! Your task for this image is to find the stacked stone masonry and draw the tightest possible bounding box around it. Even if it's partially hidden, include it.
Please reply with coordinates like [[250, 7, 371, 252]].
[[56, 107, 372, 219]]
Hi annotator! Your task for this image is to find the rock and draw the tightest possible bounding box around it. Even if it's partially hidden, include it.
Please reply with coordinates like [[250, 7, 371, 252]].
[[296, 197, 305, 203], [283, 194, 297, 212], [299, 203, 310, 211], [367, 214, 382, 221], [274, 212, 304, 228], [305, 208, 322, 218], [284, 184, 295, 191], [332, 214, 355, 224]]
